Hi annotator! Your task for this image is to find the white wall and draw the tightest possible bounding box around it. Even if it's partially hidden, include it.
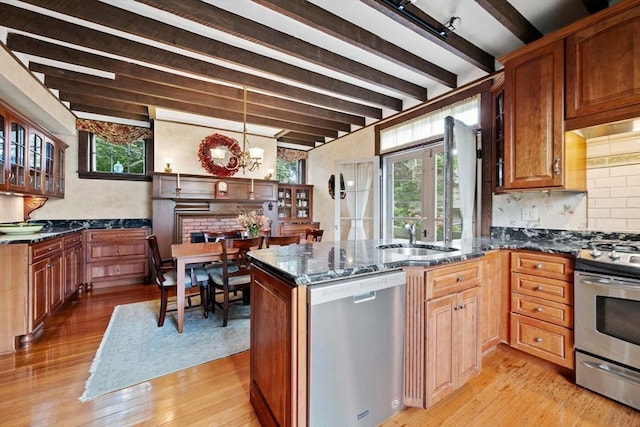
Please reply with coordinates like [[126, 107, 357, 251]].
[[307, 126, 375, 241]]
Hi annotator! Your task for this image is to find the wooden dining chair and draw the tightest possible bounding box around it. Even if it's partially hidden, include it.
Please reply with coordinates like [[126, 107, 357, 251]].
[[265, 234, 301, 248], [147, 235, 213, 327], [206, 236, 263, 327], [305, 228, 324, 242]]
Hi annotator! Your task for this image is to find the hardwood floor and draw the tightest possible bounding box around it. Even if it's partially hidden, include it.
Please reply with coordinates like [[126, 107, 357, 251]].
[[0, 284, 638, 426]]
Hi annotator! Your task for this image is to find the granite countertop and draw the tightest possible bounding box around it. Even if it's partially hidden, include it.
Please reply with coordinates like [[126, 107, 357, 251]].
[[248, 235, 590, 286]]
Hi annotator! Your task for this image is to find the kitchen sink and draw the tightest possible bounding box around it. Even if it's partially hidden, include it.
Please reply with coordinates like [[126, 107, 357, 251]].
[[376, 243, 459, 256]]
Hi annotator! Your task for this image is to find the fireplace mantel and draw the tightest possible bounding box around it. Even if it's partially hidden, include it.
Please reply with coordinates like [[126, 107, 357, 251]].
[[151, 173, 279, 258]]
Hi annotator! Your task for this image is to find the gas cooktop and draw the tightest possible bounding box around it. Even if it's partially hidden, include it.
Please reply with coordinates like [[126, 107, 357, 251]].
[[575, 239, 640, 278]]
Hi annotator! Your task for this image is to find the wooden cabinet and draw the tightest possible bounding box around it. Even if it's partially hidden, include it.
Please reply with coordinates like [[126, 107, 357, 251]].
[[30, 238, 64, 331], [565, 3, 640, 130], [404, 259, 482, 409], [276, 185, 313, 222], [0, 101, 67, 199], [479, 250, 509, 353], [491, 75, 505, 192], [250, 265, 307, 427], [84, 228, 150, 289], [278, 221, 320, 240], [62, 232, 83, 298], [501, 40, 585, 191], [509, 251, 574, 369]]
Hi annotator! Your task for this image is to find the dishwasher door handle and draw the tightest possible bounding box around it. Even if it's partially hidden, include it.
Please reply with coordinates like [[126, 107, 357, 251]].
[[353, 291, 376, 303]]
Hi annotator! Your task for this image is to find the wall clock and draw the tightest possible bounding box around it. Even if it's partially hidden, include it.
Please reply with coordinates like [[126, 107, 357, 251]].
[[215, 181, 229, 199]]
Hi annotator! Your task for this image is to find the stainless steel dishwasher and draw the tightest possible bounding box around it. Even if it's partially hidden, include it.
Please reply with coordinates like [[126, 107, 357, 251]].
[[307, 271, 406, 427]]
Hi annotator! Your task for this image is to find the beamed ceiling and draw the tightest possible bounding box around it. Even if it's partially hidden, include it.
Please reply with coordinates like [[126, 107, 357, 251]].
[[0, 0, 612, 150]]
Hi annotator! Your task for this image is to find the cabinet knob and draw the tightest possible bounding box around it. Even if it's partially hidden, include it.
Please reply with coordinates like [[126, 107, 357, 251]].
[[534, 263, 542, 269], [535, 286, 543, 291], [534, 337, 543, 343], [456, 276, 463, 282], [535, 307, 543, 312]]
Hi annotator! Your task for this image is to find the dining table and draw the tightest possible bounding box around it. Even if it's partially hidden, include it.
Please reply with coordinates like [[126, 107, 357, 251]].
[[170, 241, 238, 333]]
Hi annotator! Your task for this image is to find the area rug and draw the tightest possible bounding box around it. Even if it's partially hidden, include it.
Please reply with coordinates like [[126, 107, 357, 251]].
[[80, 299, 250, 402]]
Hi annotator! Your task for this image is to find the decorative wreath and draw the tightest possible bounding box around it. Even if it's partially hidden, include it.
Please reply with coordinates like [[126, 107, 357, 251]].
[[197, 133, 242, 177]]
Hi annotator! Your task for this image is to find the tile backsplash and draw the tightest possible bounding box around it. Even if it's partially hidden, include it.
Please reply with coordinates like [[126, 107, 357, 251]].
[[492, 130, 640, 232]]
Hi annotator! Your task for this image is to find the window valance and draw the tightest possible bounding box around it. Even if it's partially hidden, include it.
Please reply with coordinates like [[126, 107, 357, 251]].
[[277, 147, 307, 162], [76, 119, 152, 145]]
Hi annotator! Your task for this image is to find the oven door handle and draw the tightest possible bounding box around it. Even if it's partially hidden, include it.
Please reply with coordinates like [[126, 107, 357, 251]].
[[580, 278, 640, 289], [580, 361, 640, 385]]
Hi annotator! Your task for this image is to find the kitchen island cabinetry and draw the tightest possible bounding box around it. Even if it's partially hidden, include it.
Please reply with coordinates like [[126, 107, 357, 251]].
[[404, 259, 482, 409], [509, 251, 575, 369], [250, 265, 307, 427], [480, 250, 509, 353], [62, 232, 83, 298], [83, 228, 149, 289]]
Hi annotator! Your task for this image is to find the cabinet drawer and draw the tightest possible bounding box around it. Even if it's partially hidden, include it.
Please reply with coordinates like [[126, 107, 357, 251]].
[[511, 272, 573, 304], [510, 313, 574, 369], [511, 251, 573, 281], [511, 292, 573, 328], [63, 233, 82, 249], [425, 260, 481, 300], [85, 228, 149, 242], [87, 259, 149, 282], [31, 238, 63, 261], [87, 241, 147, 261]]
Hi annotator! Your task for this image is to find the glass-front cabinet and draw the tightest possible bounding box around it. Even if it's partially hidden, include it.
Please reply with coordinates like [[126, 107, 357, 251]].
[[0, 101, 67, 198], [277, 184, 313, 221]]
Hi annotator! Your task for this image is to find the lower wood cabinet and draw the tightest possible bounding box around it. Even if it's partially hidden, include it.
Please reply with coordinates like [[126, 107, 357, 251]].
[[404, 259, 482, 409], [277, 221, 320, 240], [479, 250, 509, 353], [84, 228, 150, 289], [30, 237, 64, 331], [509, 251, 575, 369]]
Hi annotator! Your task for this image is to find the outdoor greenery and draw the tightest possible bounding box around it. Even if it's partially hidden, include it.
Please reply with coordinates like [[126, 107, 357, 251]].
[[276, 158, 298, 183], [93, 136, 145, 174]]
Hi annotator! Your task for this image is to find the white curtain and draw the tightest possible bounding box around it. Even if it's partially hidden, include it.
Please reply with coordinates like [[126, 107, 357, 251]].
[[454, 118, 477, 241]]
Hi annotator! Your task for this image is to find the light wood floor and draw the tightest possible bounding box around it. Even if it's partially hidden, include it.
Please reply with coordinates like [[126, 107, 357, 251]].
[[1, 285, 638, 426]]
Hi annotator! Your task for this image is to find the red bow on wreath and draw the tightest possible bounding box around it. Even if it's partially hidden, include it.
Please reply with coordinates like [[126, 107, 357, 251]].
[[198, 133, 242, 177]]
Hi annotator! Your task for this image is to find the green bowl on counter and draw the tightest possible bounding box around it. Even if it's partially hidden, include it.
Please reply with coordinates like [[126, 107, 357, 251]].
[[0, 223, 45, 234]]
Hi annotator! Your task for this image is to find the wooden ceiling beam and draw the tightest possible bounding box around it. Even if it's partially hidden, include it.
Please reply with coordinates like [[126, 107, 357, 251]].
[[68, 103, 149, 122], [581, 0, 609, 14], [474, 0, 543, 44], [276, 137, 318, 147], [0, 8, 398, 114], [23, 42, 369, 125], [15, 1, 417, 104], [139, 0, 454, 89], [49, 92, 150, 115], [360, 0, 495, 73], [253, 0, 456, 88], [48, 76, 339, 138], [31, 63, 351, 132]]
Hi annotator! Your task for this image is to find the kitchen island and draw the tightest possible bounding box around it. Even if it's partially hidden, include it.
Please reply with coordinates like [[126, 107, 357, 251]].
[[247, 239, 486, 427]]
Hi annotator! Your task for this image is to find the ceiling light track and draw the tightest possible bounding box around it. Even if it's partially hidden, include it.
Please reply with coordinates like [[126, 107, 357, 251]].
[[382, 0, 456, 39]]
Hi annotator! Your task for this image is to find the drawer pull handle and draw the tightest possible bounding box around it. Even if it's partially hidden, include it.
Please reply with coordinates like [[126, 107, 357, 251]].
[[456, 276, 463, 282], [535, 307, 543, 312], [534, 337, 543, 343], [48, 247, 53, 251], [535, 286, 543, 291], [534, 263, 542, 269]]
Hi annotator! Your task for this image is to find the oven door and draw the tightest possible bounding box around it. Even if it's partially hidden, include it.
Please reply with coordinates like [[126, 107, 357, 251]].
[[574, 272, 640, 369]]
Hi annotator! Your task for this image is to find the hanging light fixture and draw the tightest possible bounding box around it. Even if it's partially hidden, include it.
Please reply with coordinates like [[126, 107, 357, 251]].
[[210, 86, 264, 173]]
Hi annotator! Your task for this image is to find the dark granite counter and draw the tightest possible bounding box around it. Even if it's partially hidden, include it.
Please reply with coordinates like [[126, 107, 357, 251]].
[[248, 230, 610, 286], [0, 219, 151, 245]]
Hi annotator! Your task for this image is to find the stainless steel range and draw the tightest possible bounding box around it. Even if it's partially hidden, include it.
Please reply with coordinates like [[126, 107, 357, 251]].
[[574, 240, 640, 410]]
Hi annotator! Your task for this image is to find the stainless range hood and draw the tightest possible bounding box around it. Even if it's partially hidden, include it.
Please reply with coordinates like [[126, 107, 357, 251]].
[[572, 118, 640, 139]]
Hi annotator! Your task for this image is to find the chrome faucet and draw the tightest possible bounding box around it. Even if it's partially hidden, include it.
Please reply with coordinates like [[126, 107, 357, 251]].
[[404, 217, 423, 245]]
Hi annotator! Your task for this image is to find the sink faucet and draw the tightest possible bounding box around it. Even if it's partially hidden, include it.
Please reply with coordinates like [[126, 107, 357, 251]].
[[403, 217, 423, 245]]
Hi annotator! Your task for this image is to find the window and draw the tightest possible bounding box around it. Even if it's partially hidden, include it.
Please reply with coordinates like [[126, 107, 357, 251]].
[[78, 131, 153, 181], [276, 157, 299, 184]]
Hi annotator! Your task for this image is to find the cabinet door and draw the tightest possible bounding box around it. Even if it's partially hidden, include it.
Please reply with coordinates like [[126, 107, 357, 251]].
[[28, 129, 44, 193], [480, 251, 508, 352], [63, 245, 81, 298], [0, 108, 6, 188], [8, 119, 27, 191], [456, 286, 481, 386], [503, 40, 564, 190], [566, 7, 640, 128], [30, 258, 49, 329], [425, 292, 456, 408], [48, 254, 64, 312]]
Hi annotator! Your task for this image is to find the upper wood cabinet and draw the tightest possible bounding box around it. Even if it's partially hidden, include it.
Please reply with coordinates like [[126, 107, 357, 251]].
[[565, 5, 640, 130], [501, 40, 586, 192], [0, 101, 67, 198]]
